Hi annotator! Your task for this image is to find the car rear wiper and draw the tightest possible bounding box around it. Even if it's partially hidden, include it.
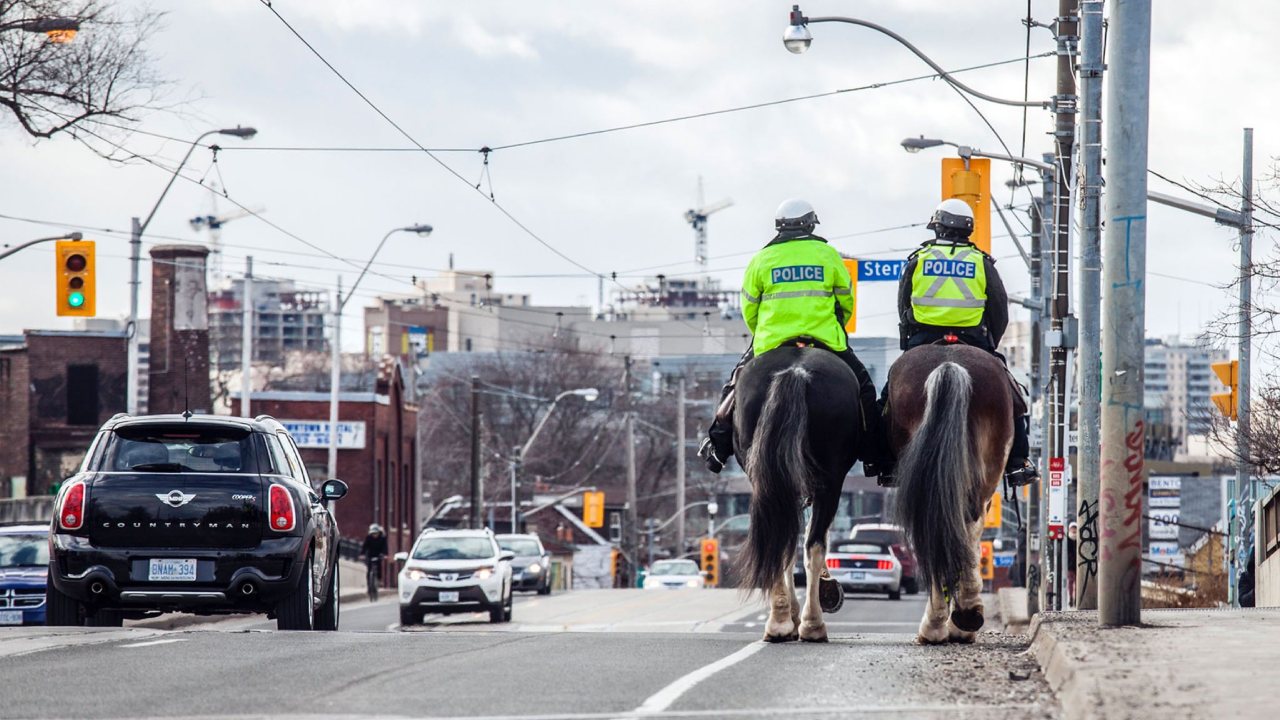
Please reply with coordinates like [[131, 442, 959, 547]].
[[128, 462, 189, 472]]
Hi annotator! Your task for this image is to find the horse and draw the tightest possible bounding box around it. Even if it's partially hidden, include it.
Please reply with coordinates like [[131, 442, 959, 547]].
[[735, 345, 863, 643], [886, 343, 1013, 644]]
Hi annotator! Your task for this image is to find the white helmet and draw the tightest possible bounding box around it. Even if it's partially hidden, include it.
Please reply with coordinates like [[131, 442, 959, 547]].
[[775, 198, 820, 231], [927, 198, 975, 237]]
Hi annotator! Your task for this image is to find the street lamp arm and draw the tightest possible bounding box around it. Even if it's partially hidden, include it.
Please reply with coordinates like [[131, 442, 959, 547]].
[[343, 227, 400, 311], [806, 15, 1046, 108], [139, 129, 220, 234], [959, 147, 1056, 173], [521, 390, 578, 457], [653, 501, 712, 533], [0, 232, 82, 261]]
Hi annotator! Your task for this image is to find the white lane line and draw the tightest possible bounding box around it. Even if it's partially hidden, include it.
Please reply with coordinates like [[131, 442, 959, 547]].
[[119, 638, 187, 649], [631, 642, 765, 716]]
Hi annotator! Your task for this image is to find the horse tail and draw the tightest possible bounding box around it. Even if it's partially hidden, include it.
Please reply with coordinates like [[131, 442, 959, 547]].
[[893, 361, 979, 594], [740, 365, 815, 593]]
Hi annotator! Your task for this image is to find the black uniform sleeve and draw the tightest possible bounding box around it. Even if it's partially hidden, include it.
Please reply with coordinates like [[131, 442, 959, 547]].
[[897, 257, 917, 324], [984, 256, 1009, 347]]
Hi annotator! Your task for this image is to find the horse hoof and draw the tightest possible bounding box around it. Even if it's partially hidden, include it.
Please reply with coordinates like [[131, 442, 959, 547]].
[[817, 577, 844, 614], [764, 631, 799, 643], [916, 633, 948, 646], [950, 606, 985, 633], [948, 628, 977, 644], [799, 622, 828, 643]]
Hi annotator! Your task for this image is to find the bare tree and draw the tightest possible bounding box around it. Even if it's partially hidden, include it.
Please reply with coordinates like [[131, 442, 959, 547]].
[[0, 0, 165, 139]]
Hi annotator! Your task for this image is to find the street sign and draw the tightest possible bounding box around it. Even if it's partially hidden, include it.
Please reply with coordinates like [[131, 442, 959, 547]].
[[1047, 457, 1066, 539], [855, 259, 906, 282], [993, 552, 1017, 568], [279, 420, 366, 449]]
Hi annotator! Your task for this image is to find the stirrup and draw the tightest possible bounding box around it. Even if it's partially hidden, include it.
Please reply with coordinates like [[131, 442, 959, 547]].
[[698, 438, 726, 474], [1004, 461, 1039, 487]]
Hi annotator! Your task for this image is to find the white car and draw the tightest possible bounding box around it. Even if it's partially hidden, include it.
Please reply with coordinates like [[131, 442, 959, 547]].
[[826, 539, 903, 600], [395, 529, 514, 626], [643, 559, 705, 589]]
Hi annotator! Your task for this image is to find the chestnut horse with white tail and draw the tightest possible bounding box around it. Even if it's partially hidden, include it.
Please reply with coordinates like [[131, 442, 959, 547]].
[[735, 345, 863, 643], [887, 343, 1012, 644]]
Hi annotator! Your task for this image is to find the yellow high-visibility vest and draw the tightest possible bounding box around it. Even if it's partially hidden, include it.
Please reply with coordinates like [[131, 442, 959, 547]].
[[909, 243, 987, 327]]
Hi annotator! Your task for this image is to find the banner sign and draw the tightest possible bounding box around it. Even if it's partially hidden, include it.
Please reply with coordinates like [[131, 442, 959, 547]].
[[280, 421, 367, 450]]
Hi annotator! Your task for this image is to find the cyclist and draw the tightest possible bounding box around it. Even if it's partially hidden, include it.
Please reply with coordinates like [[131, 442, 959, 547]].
[[361, 523, 388, 599]]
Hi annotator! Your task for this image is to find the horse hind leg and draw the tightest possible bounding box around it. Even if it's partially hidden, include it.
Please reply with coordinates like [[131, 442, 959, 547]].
[[799, 482, 842, 643], [918, 581, 951, 645], [947, 519, 986, 643], [763, 573, 798, 643]]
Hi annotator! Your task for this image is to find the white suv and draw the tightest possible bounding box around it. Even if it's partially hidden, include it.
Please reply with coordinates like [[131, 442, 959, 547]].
[[395, 529, 514, 626]]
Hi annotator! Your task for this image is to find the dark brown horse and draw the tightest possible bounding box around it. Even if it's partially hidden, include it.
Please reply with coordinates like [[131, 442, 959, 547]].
[[887, 344, 1012, 644]]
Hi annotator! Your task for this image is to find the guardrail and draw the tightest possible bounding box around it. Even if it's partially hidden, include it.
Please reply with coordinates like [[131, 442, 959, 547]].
[[0, 497, 54, 524]]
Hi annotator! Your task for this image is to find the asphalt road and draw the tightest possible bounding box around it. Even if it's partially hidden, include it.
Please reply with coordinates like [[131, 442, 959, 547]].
[[2, 589, 1060, 719]]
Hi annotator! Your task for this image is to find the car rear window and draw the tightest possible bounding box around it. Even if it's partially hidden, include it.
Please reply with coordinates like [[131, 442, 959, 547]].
[[831, 541, 888, 555], [850, 528, 900, 545], [105, 425, 257, 474]]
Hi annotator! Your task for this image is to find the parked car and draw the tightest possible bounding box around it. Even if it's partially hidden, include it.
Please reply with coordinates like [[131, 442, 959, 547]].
[[46, 414, 348, 631], [396, 528, 514, 626], [827, 539, 902, 600], [1, 523, 49, 626], [496, 533, 552, 595], [849, 523, 919, 594], [643, 559, 705, 589]]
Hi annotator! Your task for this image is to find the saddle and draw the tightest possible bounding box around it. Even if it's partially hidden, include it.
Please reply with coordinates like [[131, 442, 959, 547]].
[[927, 334, 1029, 415]]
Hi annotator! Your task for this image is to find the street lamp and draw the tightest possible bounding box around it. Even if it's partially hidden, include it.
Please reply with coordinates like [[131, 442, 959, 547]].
[[127, 125, 258, 415], [510, 388, 599, 532], [326, 224, 434, 484], [9, 17, 80, 43]]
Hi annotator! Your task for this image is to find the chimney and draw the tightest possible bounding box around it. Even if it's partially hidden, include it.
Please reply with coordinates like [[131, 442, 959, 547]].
[[148, 245, 211, 414]]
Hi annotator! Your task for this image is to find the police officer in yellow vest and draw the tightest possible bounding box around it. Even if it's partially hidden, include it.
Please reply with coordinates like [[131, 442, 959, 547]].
[[887, 198, 1038, 485], [698, 199, 892, 477]]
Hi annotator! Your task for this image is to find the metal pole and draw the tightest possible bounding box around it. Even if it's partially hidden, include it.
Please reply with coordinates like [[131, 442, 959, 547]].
[[1098, 0, 1151, 627], [511, 446, 522, 534], [1075, 0, 1104, 611], [676, 377, 687, 556], [1234, 127, 1254, 605], [326, 277, 343, 480], [626, 412, 638, 584], [470, 376, 482, 529], [240, 257, 253, 418], [647, 520, 656, 568], [1028, 157, 1055, 617], [127, 217, 142, 415]]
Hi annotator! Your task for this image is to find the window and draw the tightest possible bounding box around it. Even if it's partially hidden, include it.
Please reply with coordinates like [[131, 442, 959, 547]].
[[276, 432, 308, 483], [105, 425, 255, 474], [66, 364, 99, 425], [263, 434, 293, 477]]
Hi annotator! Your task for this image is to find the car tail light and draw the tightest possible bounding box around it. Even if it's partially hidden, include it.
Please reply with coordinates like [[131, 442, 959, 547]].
[[877, 559, 893, 570], [58, 480, 86, 530], [268, 484, 295, 532], [826, 558, 839, 569]]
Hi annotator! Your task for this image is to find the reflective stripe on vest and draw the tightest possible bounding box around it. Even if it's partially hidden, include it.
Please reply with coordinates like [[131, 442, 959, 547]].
[[910, 246, 986, 327]]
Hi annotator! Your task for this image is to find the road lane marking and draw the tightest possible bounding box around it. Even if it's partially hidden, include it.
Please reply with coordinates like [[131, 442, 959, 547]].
[[632, 642, 765, 716], [119, 638, 187, 648], [398, 703, 1046, 719]]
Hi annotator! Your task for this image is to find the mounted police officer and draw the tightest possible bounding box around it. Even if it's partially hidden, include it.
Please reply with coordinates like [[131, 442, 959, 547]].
[[698, 199, 892, 478], [885, 198, 1038, 486]]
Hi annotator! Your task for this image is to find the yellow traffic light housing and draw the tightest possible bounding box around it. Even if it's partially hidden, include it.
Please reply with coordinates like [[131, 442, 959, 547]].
[[700, 538, 720, 587], [1211, 360, 1239, 421], [979, 540, 994, 581], [55, 240, 95, 317], [583, 491, 605, 528], [941, 157, 991, 254], [609, 549, 620, 578], [984, 493, 1002, 529]]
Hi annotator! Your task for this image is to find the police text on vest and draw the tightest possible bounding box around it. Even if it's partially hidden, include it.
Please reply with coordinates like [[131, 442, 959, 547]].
[[770, 265, 824, 284]]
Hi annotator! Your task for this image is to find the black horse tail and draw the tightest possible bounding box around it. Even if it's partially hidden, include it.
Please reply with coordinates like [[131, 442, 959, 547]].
[[893, 361, 979, 594], [740, 366, 816, 593]]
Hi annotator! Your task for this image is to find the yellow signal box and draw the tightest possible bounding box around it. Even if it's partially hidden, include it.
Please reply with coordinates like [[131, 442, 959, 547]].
[[984, 493, 1002, 529], [55, 240, 96, 317], [941, 158, 992, 254], [979, 540, 994, 581], [700, 538, 720, 587], [583, 491, 605, 528], [1211, 360, 1239, 421], [841, 258, 857, 334]]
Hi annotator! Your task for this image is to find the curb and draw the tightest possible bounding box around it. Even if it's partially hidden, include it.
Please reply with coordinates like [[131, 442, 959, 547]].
[[1026, 614, 1090, 720]]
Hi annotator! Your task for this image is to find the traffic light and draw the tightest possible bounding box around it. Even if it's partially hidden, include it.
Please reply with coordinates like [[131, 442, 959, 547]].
[[984, 493, 1002, 529], [700, 538, 719, 587], [609, 549, 620, 578], [583, 491, 605, 528], [940, 158, 992, 254], [55, 239, 95, 317], [841, 258, 858, 334], [1211, 360, 1239, 421], [979, 540, 994, 581]]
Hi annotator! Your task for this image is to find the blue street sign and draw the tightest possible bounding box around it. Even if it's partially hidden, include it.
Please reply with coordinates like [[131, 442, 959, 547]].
[[993, 553, 1016, 568], [855, 259, 906, 282]]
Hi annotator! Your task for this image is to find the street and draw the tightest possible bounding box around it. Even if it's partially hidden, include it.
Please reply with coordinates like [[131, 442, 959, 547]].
[[1, 589, 1058, 719]]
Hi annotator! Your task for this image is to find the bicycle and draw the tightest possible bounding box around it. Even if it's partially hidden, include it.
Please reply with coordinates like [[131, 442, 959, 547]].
[[364, 555, 384, 602]]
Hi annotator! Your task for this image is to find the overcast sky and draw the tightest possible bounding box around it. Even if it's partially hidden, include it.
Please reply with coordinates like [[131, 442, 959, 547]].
[[2, 0, 1275, 352]]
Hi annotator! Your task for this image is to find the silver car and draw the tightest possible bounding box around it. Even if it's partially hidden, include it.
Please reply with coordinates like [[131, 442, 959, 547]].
[[826, 540, 902, 600]]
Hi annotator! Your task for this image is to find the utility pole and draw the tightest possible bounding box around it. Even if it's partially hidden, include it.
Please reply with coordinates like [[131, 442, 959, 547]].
[[470, 375, 483, 529], [675, 377, 687, 556], [1232, 128, 1255, 605], [1074, 0, 1104, 611], [127, 217, 142, 415], [1098, 0, 1150, 627], [625, 412, 638, 584], [240, 257, 254, 417], [1028, 156, 1055, 618], [510, 446, 522, 534], [326, 277, 343, 481]]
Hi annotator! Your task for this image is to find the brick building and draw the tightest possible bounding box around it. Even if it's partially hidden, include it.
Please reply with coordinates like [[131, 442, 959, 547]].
[[0, 330, 127, 497], [149, 245, 211, 414], [239, 361, 419, 556]]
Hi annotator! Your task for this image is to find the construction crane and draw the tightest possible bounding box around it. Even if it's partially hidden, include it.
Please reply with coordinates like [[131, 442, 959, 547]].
[[683, 177, 733, 277], [189, 205, 263, 280]]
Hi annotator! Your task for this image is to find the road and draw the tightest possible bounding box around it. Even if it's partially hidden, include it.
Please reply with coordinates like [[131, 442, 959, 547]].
[[1, 589, 1059, 718]]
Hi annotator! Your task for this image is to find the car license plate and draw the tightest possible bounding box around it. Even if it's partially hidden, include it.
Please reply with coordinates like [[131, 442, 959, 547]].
[[149, 558, 197, 582], [848, 571, 866, 581], [438, 591, 459, 603], [0, 610, 22, 625]]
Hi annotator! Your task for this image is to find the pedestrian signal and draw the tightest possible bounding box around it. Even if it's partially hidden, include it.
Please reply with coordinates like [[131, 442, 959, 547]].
[[979, 541, 994, 580], [700, 538, 719, 587], [941, 158, 991, 254], [583, 491, 605, 528], [55, 240, 96, 317], [1211, 360, 1238, 421]]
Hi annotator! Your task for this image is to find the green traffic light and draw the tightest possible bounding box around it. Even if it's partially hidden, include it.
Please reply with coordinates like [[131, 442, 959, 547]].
[[68, 291, 85, 308]]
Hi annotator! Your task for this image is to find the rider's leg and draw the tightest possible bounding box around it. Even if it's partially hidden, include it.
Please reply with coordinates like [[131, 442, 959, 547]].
[[834, 348, 892, 477], [988, 349, 1040, 485], [699, 345, 754, 473]]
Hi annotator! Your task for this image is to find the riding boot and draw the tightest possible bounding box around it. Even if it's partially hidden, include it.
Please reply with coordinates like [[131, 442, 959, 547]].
[[1004, 414, 1039, 486], [699, 346, 753, 473], [835, 348, 893, 479]]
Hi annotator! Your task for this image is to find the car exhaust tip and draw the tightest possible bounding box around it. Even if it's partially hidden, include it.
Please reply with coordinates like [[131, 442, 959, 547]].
[[89, 581, 105, 595], [239, 582, 256, 596]]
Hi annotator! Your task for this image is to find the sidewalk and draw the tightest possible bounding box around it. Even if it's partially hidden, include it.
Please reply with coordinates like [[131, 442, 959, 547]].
[[1028, 607, 1280, 720]]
